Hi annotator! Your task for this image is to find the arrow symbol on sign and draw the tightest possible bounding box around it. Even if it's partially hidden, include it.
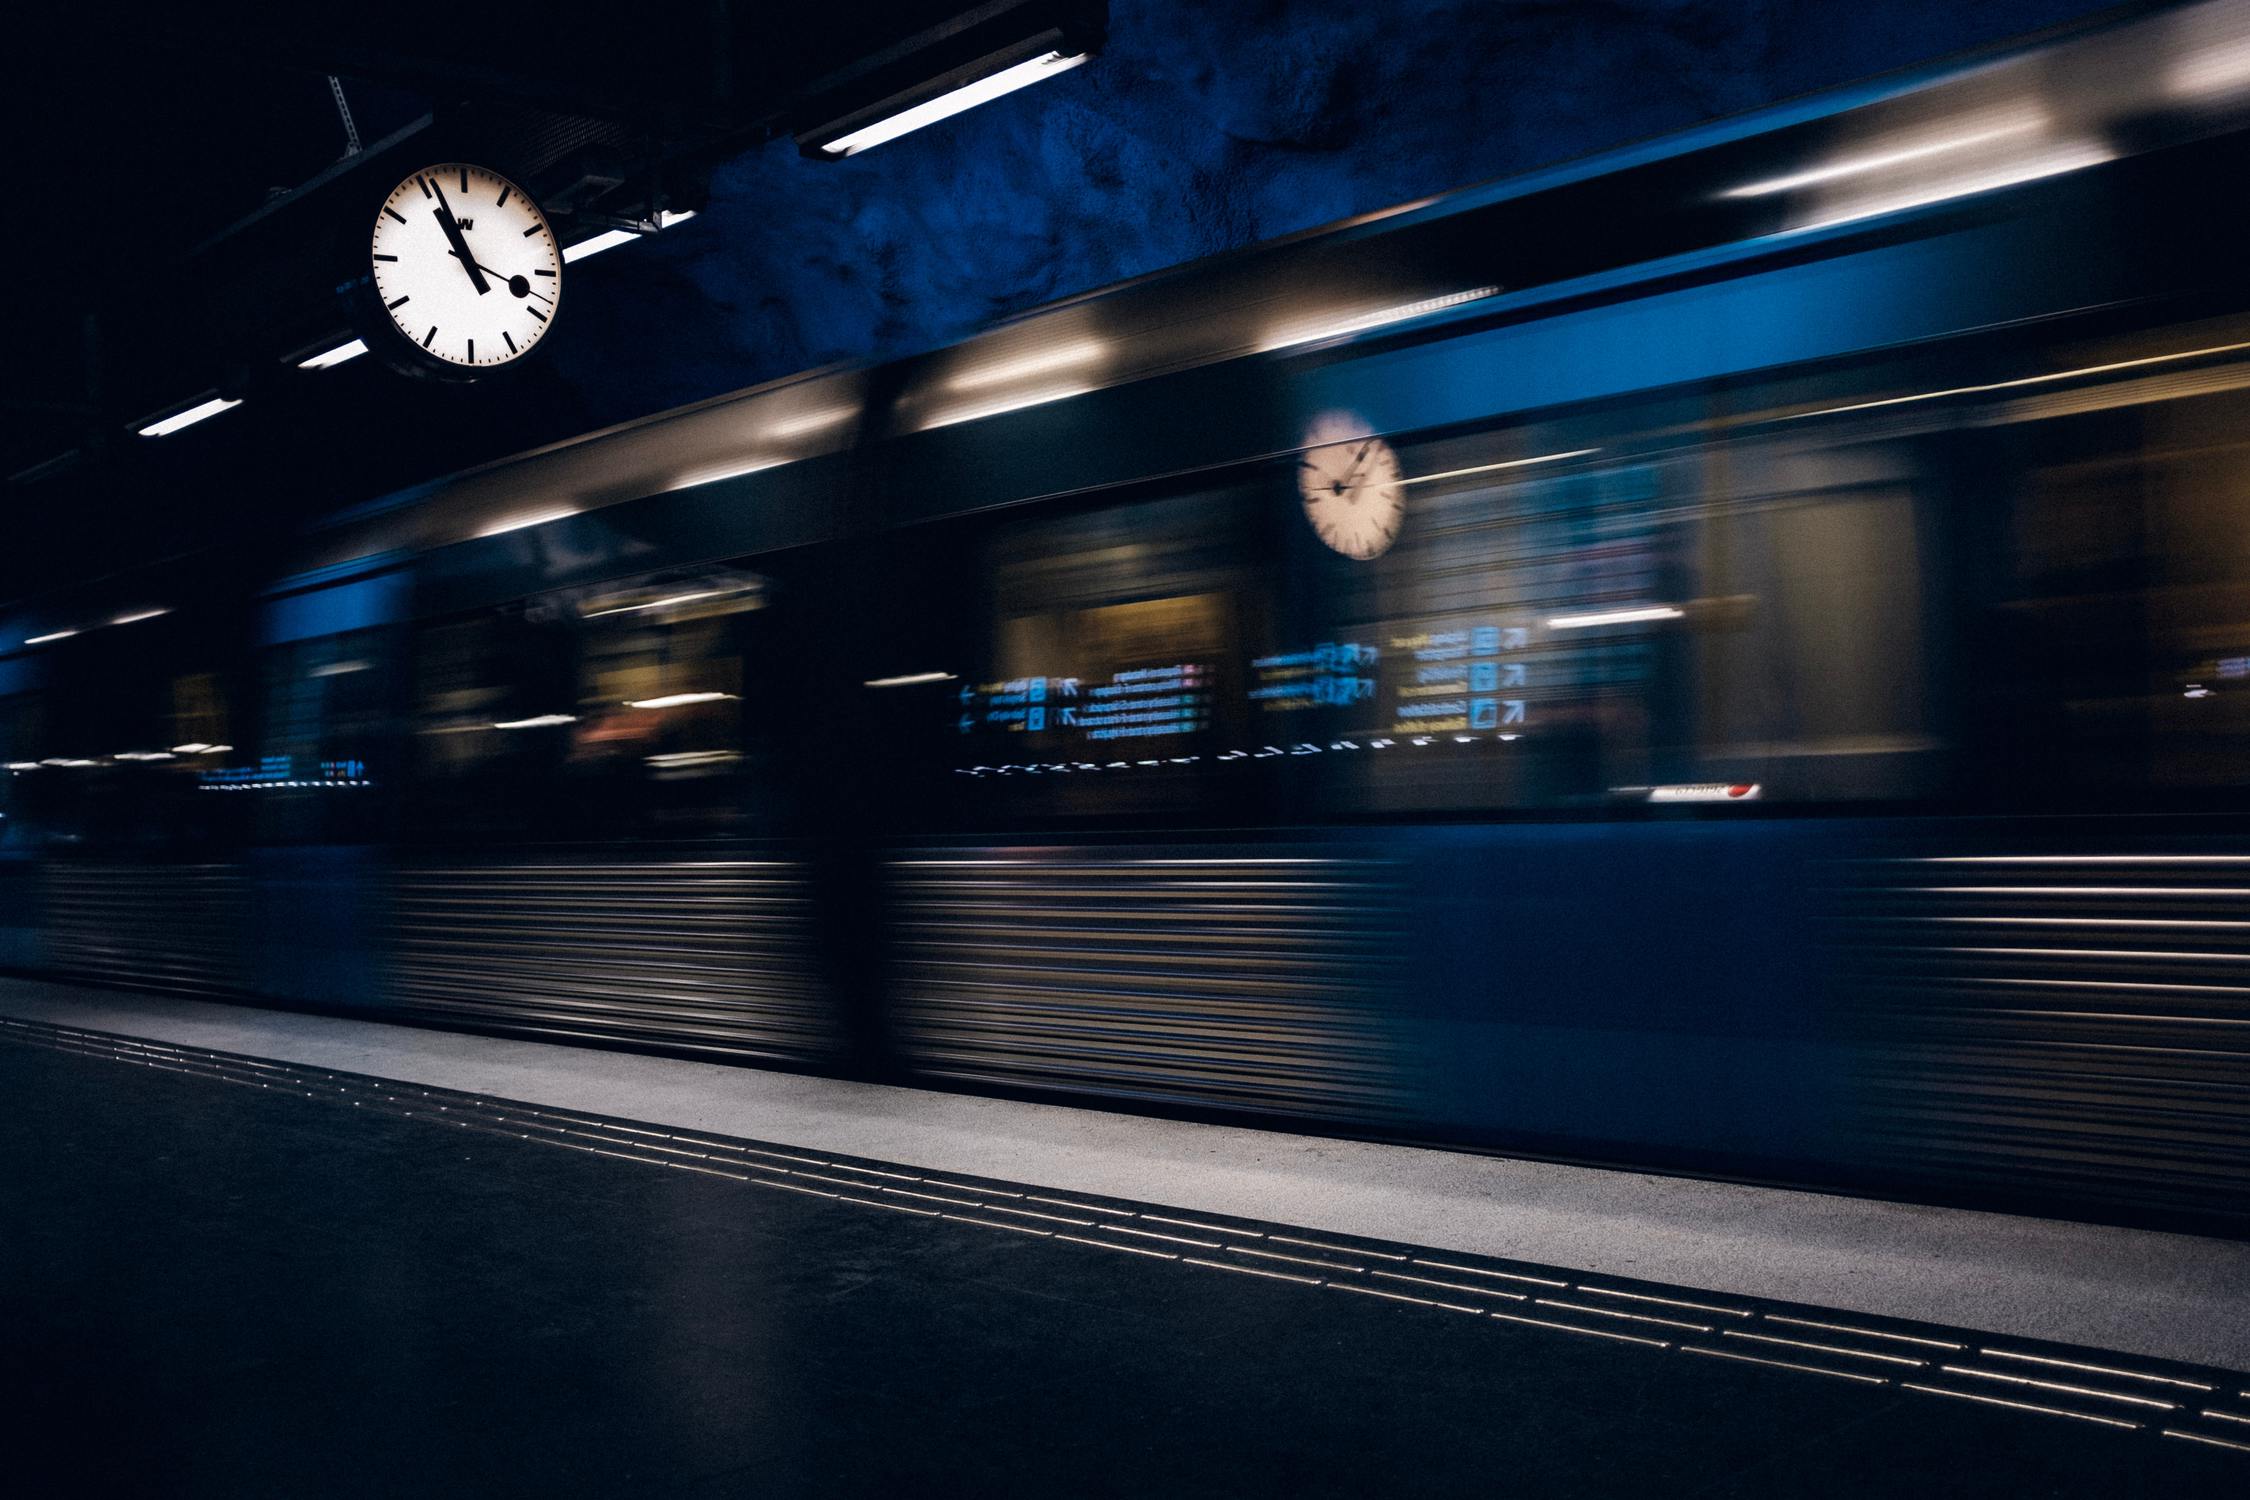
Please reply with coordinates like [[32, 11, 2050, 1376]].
[[1501, 662, 1526, 686], [1502, 700, 1526, 724], [1501, 627, 1529, 649], [1056, 678, 1081, 698], [1059, 707, 1077, 726]]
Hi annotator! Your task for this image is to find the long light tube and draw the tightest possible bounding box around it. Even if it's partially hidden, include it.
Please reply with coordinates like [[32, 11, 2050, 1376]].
[[1401, 450, 1598, 486], [920, 382, 1093, 431], [562, 210, 698, 265], [111, 608, 169, 626], [814, 50, 1089, 157], [493, 714, 579, 730], [25, 630, 78, 645], [947, 340, 1107, 391], [298, 339, 369, 370], [864, 671, 957, 688], [138, 396, 241, 438]]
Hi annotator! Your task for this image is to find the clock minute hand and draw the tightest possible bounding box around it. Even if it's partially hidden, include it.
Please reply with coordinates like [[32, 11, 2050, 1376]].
[[429, 179, 490, 296]]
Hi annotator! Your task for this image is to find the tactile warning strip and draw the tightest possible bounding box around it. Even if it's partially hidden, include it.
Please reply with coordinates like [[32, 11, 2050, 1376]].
[[7, 1015, 2246, 1459]]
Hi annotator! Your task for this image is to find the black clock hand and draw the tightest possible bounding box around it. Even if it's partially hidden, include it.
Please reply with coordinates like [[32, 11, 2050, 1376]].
[[464, 259, 555, 304], [429, 179, 491, 295]]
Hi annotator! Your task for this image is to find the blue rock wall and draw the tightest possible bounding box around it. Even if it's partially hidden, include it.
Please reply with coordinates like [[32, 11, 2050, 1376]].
[[550, 0, 2113, 423]]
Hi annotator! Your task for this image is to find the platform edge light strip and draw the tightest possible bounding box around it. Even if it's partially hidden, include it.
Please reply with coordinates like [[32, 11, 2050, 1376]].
[[817, 50, 1090, 157], [476, 507, 579, 538], [1722, 115, 2048, 198], [137, 395, 241, 438]]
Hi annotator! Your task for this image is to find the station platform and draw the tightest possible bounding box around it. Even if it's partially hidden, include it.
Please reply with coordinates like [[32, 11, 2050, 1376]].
[[3, 974, 2247, 1496]]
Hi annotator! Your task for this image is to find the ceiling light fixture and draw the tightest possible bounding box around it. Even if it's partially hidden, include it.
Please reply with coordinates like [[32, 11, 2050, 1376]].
[[137, 396, 242, 438], [298, 339, 370, 370]]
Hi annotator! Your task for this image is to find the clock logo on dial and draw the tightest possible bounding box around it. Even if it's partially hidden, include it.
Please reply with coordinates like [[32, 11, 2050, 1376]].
[[369, 164, 559, 371], [1297, 414, 1405, 560]]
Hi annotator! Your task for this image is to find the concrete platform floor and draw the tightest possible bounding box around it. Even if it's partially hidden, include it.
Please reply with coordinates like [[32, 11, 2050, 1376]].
[[2, 975, 2247, 1376], [4, 1000, 2249, 1496]]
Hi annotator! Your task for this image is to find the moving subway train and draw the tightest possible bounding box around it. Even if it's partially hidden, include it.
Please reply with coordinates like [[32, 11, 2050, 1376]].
[[8, 2, 2250, 1232]]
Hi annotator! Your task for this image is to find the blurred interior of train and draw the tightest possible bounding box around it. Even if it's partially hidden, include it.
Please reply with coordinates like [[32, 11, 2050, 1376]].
[[8, 0, 2250, 1235]]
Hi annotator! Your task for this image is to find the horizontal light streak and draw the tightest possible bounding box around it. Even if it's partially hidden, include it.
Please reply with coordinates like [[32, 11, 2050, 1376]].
[[1792, 339, 2250, 424], [1260, 285, 1501, 352], [1902, 1382, 2139, 1430], [668, 456, 789, 490], [864, 671, 957, 688], [138, 395, 241, 438], [492, 714, 578, 730], [1791, 142, 2116, 234], [584, 590, 729, 618], [1724, 117, 2046, 197], [919, 382, 1094, 430], [297, 338, 369, 370], [170, 743, 231, 755], [816, 50, 1089, 157], [1976, 1348, 2213, 1391], [24, 630, 78, 645], [1940, 1364, 2177, 1411], [946, 339, 1107, 392], [1546, 605, 1683, 630], [1913, 885, 2250, 897], [1921, 853, 2250, 863], [624, 692, 737, 709], [112, 751, 176, 762], [1400, 449, 1597, 486], [1938, 945, 2246, 963], [1928, 915, 2250, 929], [562, 211, 695, 265], [476, 508, 578, 538], [111, 608, 170, 626], [4, 763, 38, 772], [39, 758, 100, 768], [763, 406, 858, 438]]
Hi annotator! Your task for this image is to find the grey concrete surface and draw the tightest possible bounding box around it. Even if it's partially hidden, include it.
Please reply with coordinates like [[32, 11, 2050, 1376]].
[[5, 975, 2246, 1371]]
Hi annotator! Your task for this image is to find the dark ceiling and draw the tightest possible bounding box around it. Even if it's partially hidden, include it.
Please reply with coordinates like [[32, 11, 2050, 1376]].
[[6, 0, 2117, 609]]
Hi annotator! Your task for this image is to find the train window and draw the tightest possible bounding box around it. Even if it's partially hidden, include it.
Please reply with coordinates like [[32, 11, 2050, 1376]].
[[0, 617, 249, 849], [1979, 373, 2250, 807], [241, 628, 396, 844], [404, 566, 788, 842]]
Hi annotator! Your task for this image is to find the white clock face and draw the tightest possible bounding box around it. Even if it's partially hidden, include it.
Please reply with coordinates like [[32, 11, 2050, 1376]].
[[370, 165, 560, 368], [1297, 415, 1405, 560]]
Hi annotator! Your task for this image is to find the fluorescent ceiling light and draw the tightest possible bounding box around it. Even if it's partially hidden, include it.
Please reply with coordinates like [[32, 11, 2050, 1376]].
[[1791, 142, 2114, 233], [40, 758, 100, 768], [493, 714, 579, 730], [26, 629, 79, 645], [111, 608, 169, 626], [864, 671, 957, 688], [1401, 450, 1598, 486], [563, 229, 639, 263], [5, 763, 39, 772], [476, 508, 579, 538], [624, 692, 737, 709], [298, 338, 369, 370], [1260, 286, 1501, 353], [562, 210, 697, 265], [114, 751, 176, 762], [138, 396, 242, 438], [171, 743, 230, 755], [947, 340, 1107, 392], [814, 50, 1089, 158], [1547, 605, 1684, 629], [1723, 118, 2047, 197], [920, 382, 1094, 430]]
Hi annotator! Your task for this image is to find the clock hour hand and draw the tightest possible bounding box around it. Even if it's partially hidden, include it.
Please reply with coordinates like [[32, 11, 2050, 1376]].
[[429, 179, 491, 295]]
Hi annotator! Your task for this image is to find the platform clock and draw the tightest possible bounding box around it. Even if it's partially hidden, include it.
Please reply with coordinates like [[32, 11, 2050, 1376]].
[[360, 164, 560, 377], [1297, 414, 1405, 560]]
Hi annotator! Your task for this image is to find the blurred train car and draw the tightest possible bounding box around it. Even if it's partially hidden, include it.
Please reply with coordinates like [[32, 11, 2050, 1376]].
[[8, 1, 2250, 1231]]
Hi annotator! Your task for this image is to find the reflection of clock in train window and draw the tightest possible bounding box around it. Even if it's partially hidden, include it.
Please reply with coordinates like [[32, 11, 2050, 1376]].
[[1297, 414, 1404, 561]]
